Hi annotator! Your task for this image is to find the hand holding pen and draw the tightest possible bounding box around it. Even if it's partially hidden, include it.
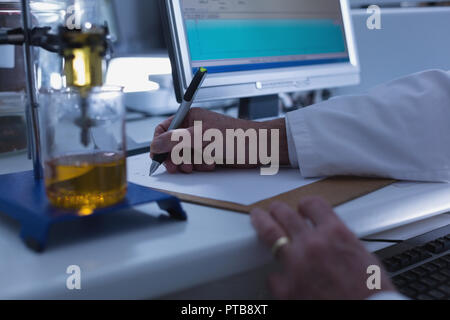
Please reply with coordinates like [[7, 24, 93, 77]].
[[149, 68, 208, 175]]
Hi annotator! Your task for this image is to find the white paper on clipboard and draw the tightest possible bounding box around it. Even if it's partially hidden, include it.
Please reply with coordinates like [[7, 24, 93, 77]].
[[127, 153, 321, 206]]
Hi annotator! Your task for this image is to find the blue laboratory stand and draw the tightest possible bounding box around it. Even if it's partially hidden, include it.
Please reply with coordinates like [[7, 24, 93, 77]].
[[0, 171, 187, 252]]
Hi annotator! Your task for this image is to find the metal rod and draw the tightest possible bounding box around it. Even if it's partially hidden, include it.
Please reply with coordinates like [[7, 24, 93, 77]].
[[20, 0, 43, 180]]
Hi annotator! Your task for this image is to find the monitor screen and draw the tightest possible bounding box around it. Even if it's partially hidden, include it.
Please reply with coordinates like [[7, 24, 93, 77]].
[[180, 0, 350, 74], [163, 0, 359, 102]]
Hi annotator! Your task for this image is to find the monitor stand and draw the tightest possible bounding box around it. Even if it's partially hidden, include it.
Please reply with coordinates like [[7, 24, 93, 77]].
[[238, 94, 279, 120]]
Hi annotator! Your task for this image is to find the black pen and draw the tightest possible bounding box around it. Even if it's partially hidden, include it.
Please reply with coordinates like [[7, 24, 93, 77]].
[[149, 67, 208, 176]]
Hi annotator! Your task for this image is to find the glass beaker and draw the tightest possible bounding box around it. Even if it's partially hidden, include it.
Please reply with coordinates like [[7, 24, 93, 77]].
[[40, 86, 126, 214], [0, 92, 27, 156]]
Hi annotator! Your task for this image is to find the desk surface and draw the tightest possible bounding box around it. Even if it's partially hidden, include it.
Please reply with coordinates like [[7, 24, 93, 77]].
[[0, 150, 271, 299], [1, 120, 450, 299]]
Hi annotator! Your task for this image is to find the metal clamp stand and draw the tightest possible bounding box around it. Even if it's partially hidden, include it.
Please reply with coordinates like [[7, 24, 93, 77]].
[[20, 0, 43, 178], [0, 0, 187, 252]]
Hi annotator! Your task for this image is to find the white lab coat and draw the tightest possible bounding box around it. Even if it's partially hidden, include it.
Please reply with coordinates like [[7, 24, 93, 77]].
[[285, 70, 450, 183]]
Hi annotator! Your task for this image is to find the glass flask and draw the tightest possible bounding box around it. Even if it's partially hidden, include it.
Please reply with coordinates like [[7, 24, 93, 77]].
[[40, 86, 126, 215]]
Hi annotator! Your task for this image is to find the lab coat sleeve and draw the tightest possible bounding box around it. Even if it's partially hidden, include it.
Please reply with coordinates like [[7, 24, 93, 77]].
[[285, 69, 450, 182]]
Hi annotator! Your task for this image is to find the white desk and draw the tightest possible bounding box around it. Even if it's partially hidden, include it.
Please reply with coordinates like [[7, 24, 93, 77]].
[[0, 121, 449, 299], [0, 150, 271, 299]]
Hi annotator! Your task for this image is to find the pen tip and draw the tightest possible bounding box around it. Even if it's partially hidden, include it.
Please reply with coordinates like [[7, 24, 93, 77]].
[[149, 161, 160, 176]]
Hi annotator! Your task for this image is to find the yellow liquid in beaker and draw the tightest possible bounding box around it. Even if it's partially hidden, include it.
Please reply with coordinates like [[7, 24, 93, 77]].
[[45, 152, 127, 215]]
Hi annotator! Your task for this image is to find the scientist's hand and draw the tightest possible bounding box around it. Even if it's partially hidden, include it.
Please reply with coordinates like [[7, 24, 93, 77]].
[[150, 108, 289, 173], [250, 197, 395, 300]]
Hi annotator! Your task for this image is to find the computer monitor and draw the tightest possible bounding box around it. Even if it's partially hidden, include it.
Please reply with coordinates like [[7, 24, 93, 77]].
[[161, 0, 360, 103]]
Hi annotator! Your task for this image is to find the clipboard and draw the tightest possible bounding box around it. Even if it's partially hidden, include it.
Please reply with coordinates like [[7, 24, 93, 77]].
[[152, 176, 396, 213]]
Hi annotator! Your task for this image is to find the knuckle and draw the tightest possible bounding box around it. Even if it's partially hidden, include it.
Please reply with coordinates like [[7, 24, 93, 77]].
[[300, 196, 324, 207], [271, 205, 286, 218], [153, 127, 162, 138], [269, 201, 282, 211], [261, 226, 280, 242], [277, 209, 295, 225], [271, 203, 295, 219], [327, 221, 352, 239], [298, 198, 316, 213]]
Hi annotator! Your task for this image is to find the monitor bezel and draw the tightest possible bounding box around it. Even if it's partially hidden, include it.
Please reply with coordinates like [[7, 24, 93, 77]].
[[162, 0, 360, 102]]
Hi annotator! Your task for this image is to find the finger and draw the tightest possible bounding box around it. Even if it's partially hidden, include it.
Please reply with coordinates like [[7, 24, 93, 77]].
[[163, 159, 178, 174], [250, 208, 288, 251], [151, 127, 195, 154], [152, 117, 175, 145], [297, 196, 339, 227], [193, 163, 216, 172], [150, 151, 160, 159], [153, 124, 166, 138], [178, 163, 194, 174], [269, 202, 309, 239], [153, 125, 215, 153], [154, 116, 175, 137], [268, 272, 290, 300]]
